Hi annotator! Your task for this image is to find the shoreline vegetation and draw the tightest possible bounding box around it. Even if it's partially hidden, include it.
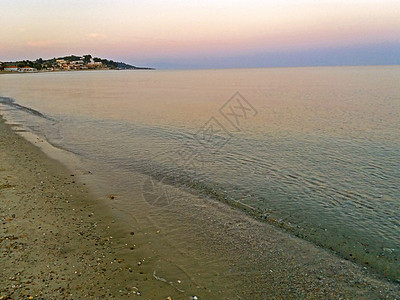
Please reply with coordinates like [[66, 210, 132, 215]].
[[0, 54, 154, 73], [1, 114, 400, 298]]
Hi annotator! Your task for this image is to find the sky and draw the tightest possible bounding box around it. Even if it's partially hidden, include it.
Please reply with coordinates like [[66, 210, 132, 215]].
[[0, 0, 399, 69]]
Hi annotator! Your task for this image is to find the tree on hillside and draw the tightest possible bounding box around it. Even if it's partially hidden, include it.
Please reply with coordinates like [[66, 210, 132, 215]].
[[33, 62, 42, 70], [21, 60, 34, 67], [83, 55, 92, 63]]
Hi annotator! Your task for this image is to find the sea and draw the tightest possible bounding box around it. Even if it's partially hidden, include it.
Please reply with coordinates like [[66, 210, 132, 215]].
[[0, 66, 399, 283]]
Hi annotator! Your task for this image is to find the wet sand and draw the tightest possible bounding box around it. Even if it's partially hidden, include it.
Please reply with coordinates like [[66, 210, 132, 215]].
[[1, 115, 399, 299], [0, 117, 159, 299]]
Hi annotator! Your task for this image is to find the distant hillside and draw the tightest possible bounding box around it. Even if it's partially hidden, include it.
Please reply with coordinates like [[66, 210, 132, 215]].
[[1, 54, 154, 71], [116, 61, 153, 70]]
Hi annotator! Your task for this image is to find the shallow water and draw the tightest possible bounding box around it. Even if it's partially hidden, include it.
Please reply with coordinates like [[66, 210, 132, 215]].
[[0, 66, 399, 281]]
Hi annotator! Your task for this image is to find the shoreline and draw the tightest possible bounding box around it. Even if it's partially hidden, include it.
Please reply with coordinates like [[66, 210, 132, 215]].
[[0, 116, 161, 299], [0, 69, 154, 75], [1, 114, 400, 299]]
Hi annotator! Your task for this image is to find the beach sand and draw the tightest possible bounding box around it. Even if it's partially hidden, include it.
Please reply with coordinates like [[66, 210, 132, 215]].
[[1, 115, 399, 299], [0, 117, 161, 299]]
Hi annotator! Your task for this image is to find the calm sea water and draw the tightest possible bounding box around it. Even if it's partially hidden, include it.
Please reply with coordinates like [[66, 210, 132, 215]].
[[0, 67, 399, 280]]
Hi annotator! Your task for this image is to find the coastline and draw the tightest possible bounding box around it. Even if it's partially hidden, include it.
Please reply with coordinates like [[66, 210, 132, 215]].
[[0, 115, 159, 299], [1, 114, 400, 299], [0, 69, 149, 75]]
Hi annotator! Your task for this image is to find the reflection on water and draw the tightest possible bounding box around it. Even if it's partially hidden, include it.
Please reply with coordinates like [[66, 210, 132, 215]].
[[0, 66, 399, 280]]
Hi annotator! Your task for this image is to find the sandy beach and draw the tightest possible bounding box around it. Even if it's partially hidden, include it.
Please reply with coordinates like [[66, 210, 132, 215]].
[[0, 116, 163, 299], [1, 114, 400, 299], [1, 110, 240, 299]]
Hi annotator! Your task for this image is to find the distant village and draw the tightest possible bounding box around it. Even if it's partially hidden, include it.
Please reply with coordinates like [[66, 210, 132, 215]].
[[0, 55, 153, 73]]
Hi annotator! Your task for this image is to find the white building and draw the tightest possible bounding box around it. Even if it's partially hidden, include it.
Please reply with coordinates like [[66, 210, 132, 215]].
[[70, 60, 84, 65], [18, 67, 38, 73], [56, 59, 68, 68], [4, 66, 18, 72]]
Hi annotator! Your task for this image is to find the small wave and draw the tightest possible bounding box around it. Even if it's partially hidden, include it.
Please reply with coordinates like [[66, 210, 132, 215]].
[[0, 96, 55, 122]]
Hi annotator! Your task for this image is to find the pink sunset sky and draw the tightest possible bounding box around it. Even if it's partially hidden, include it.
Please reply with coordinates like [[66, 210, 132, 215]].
[[1, 0, 399, 69]]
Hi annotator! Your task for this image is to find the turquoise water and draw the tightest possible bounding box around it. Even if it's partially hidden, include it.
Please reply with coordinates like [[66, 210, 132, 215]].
[[0, 66, 399, 280]]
